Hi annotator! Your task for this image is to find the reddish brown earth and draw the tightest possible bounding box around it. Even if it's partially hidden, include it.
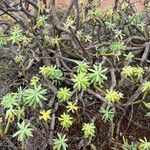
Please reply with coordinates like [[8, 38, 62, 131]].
[[10, 0, 149, 14], [55, 0, 147, 12]]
